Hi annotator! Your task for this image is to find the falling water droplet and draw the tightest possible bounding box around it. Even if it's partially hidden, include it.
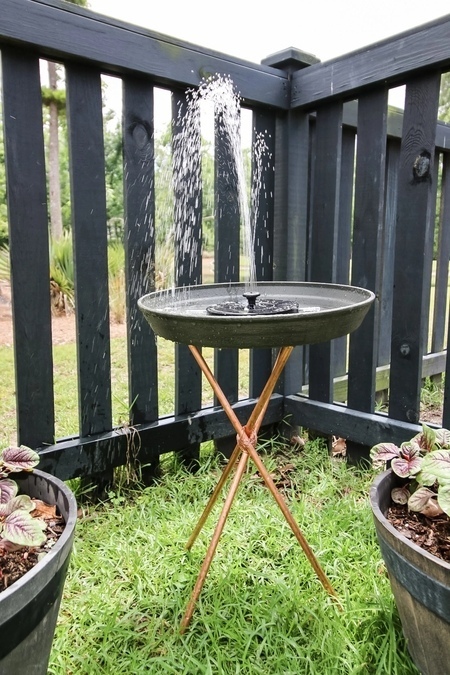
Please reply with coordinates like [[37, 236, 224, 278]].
[[171, 75, 269, 292]]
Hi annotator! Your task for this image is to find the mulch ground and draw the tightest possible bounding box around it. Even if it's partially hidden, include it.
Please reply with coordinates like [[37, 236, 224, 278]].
[[0, 504, 65, 592], [387, 503, 450, 563]]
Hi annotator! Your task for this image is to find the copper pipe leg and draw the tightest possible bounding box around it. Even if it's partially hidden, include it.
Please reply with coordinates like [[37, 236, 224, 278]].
[[243, 440, 337, 599], [180, 344, 338, 632], [180, 449, 250, 633], [185, 442, 242, 551], [185, 346, 293, 549]]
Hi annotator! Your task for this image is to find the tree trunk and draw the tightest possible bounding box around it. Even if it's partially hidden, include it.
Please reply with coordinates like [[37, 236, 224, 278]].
[[48, 61, 63, 241]]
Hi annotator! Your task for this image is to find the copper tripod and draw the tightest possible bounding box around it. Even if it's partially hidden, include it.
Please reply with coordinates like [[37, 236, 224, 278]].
[[180, 344, 337, 633]]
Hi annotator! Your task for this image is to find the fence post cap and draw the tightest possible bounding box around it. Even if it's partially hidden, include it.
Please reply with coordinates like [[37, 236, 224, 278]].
[[261, 48, 320, 71]]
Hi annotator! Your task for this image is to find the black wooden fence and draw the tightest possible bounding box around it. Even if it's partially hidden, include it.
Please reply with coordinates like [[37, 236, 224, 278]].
[[1, 0, 450, 481]]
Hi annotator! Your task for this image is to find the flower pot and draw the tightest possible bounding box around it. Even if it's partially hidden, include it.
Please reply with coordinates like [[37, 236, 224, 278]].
[[370, 469, 450, 675], [0, 469, 77, 674]]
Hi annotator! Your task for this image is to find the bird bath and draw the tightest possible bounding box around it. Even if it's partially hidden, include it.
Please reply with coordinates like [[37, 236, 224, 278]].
[[138, 75, 376, 632], [139, 280, 375, 631], [138, 281, 375, 349]]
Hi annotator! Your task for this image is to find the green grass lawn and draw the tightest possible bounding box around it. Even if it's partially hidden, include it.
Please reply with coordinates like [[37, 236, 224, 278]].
[[0, 337, 250, 445], [0, 322, 437, 673], [47, 439, 418, 674]]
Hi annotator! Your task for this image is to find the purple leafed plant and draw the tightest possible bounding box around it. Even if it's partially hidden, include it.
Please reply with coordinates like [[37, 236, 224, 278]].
[[0, 446, 46, 550], [371, 424, 450, 518]]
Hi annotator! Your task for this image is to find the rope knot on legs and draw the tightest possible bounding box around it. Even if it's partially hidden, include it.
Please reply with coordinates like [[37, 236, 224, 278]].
[[236, 427, 257, 453]]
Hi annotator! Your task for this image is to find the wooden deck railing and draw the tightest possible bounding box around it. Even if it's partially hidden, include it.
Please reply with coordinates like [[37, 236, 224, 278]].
[[0, 0, 450, 480]]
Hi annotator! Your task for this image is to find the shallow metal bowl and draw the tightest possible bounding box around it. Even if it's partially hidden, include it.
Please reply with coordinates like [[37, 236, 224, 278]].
[[138, 281, 375, 349]]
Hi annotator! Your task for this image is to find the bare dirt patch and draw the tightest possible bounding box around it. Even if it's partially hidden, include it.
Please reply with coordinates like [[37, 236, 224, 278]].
[[0, 283, 126, 347], [0, 253, 216, 346], [420, 406, 444, 426]]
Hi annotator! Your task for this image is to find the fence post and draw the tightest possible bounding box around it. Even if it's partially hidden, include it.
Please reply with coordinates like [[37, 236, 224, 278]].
[[262, 48, 319, 442]]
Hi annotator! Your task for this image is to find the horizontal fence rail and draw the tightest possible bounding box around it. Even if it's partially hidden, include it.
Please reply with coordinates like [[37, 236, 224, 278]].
[[0, 0, 450, 480], [0, 0, 289, 108], [291, 14, 450, 108]]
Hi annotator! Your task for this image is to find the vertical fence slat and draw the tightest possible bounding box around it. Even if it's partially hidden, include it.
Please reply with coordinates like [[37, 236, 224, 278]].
[[123, 79, 158, 424], [213, 108, 240, 405], [249, 109, 276, 398], [273, 114, 288, 282], [1, 48, 55, 447], [421, 151, 440, 355], [172, 90, 202, 467], [285, 112, 309, 283], [431, 153, 450, 353], [334, 125, 356, 379], [302, 122, 316, 390], [308, 102, 343, 402], [377, 137, 400, 369], [66, 64, 112, 437], [122, 78, 161, 480], [212, 104, 241, 457], [347, 89, 388, 411], [389, 74, 441, 423]]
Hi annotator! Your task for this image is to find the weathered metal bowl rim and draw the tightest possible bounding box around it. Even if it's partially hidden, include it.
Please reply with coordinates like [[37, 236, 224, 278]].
[[138, 281, 375, 348]]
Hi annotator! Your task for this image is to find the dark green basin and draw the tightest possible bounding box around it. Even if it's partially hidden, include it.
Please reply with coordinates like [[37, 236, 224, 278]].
[[138, 281, 375, 349]]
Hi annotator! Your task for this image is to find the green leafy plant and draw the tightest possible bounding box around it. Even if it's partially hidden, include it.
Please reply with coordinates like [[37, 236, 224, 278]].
[[371, 424, 450, 518], [49, 233, 75, 313], [0, 445, 46, 549]]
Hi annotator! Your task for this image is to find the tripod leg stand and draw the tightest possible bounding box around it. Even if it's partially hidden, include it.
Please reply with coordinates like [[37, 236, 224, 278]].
[[180, 345, 337, 633]]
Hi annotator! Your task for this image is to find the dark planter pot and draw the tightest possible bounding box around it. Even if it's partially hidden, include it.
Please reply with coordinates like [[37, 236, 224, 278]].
[[0, 469, 77, 674], [370, 470, 450, 675]]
